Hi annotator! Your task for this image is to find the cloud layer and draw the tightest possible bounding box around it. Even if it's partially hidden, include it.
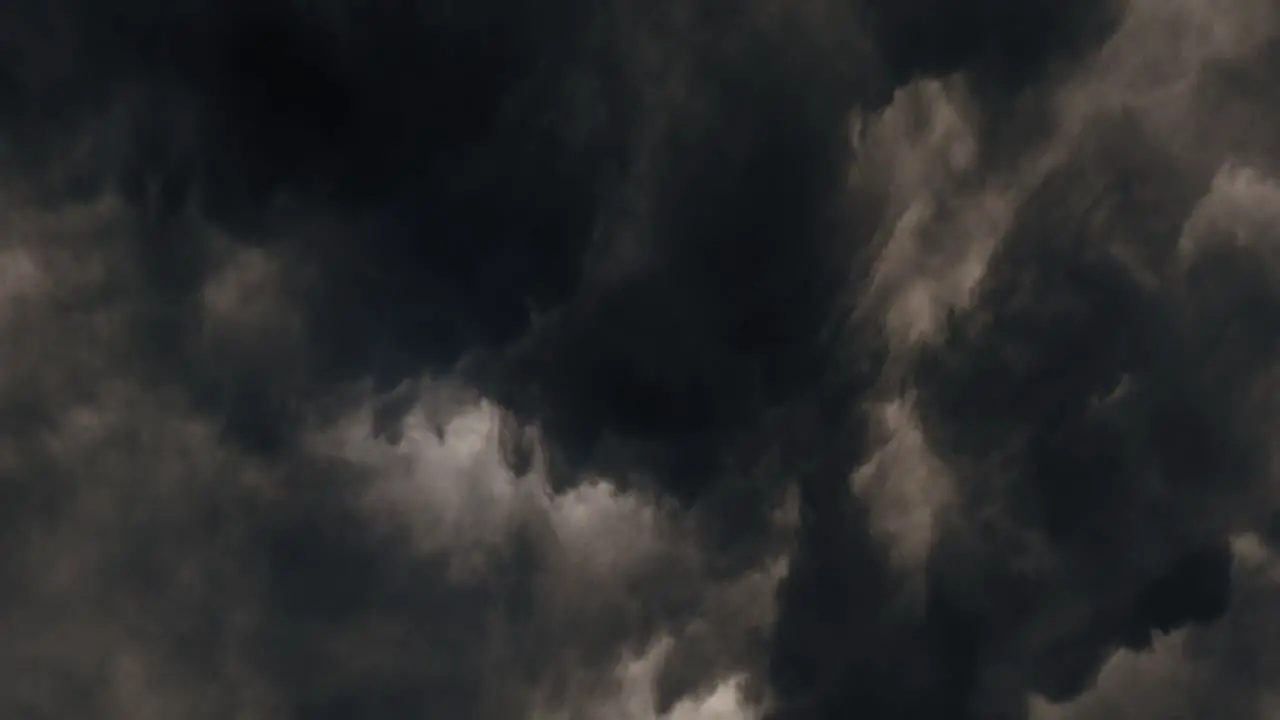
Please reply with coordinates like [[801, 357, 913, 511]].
[[2, 1, 1279, 718]]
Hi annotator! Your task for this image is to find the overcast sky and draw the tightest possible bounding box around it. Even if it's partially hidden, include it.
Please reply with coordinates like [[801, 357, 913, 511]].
[[1, 0, 1279, 718]]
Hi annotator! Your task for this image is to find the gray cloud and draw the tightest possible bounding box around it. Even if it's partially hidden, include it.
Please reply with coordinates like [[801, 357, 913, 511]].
[[2, 0, 1280, 719]]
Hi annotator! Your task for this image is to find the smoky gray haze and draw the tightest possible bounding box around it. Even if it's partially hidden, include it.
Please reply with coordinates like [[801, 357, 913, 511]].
[[1, 0, 1279, 718]]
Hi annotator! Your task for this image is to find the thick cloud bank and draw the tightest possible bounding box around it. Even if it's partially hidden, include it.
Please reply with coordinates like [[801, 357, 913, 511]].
[[2, 0, 1279, 718]]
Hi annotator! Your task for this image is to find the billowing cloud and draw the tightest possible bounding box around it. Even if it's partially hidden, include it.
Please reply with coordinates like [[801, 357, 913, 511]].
[[2, 1, 1279, 719]]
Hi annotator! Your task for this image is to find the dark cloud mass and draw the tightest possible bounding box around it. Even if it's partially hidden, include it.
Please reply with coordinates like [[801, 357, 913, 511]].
[[2, 0, 1279, 718]]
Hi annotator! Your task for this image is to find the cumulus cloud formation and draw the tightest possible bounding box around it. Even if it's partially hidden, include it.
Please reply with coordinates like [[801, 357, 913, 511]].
[[2, 0, 1279, 718]]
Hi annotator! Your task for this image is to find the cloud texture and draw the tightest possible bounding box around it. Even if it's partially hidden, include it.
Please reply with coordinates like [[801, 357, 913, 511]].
[[1, 0, 1279, 718]]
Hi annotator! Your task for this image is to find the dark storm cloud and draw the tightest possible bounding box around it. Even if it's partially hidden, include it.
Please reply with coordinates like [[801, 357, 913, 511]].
[[765, 2, 1280, 718], [908, 116, 1239, 710], [4, 0, 1280, 719], [0, 204, 781, 719]]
